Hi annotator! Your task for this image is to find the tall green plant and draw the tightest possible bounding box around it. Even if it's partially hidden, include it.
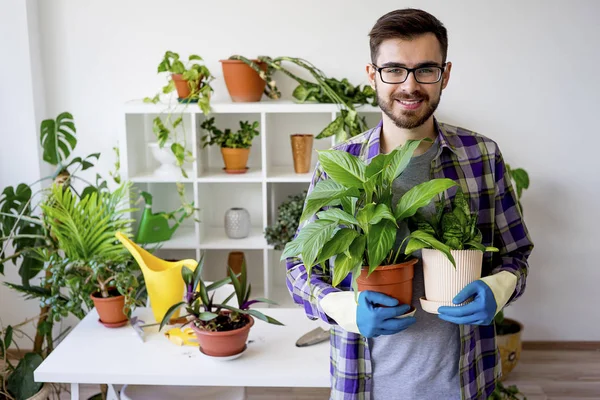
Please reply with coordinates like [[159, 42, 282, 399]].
[[281, 139, 457, 292]]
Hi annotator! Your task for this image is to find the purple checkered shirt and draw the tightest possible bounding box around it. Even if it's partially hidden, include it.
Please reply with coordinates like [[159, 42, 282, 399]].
[[285, 118, 534, 400]]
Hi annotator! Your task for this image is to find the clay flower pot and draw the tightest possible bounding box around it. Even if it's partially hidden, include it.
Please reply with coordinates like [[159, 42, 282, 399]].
[[220, 60, 267, 102], [356, 258, 417, 310], [496, 318, 524, 380], [171, 73, 202, 101], [221, 147, 250, 173], [90, 289, 128, 328], [290, 134, 314, 174], [420, 249, 483, 314], [191, 313, 254, 357], [227, 251, 245, 276]]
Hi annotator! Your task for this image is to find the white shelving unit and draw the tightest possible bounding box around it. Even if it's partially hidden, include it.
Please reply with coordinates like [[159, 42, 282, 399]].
[[121, 99, 381, 308]]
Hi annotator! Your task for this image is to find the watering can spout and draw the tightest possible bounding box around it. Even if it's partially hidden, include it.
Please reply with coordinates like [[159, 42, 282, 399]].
[[116, 232, 197, 323]]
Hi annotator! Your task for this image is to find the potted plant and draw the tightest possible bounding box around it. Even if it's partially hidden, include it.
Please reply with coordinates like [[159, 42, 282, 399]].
[[220, 56, 269, 102], [264, 191, 307, 250], [144, 51, 215, 178], [200, 117, 259, 174], [159, 255, 283, 357], [40, 181, 141, 328], [281, 139, 457, 307]]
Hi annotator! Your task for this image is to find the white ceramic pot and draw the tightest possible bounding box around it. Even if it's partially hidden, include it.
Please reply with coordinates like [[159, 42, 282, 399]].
[[224, 208, 251, 239], [420, 248, 483, 314], [148, 142, 180, 176]]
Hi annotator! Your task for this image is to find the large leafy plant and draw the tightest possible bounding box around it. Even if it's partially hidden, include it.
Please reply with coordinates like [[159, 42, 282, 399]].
[[404, 187, 499, 267], [264, 191, 307, 250], [281, 139, 457, 291], [200, 117, 259, 149], [228, 55, 376, 141], [160, 255, 283, 332]]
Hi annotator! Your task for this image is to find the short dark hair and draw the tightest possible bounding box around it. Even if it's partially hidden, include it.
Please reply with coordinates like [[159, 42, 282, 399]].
[[369, 9, 448, 64]]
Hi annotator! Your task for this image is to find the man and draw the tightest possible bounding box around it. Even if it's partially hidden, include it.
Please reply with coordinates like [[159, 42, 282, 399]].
[[286, 8, 534, 400]]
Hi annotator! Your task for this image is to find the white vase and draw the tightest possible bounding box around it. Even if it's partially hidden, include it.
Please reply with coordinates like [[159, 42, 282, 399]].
[[420, 248, 483, 314], [224, 208, 251, 239], [148, 142, 180, 176]]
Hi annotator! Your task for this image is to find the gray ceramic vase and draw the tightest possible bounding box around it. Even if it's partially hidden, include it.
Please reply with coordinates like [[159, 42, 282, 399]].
[[224, 208, 251, 239]]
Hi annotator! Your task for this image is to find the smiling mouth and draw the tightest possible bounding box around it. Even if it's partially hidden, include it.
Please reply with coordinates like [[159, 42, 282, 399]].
[[396, 99, 423, 110]]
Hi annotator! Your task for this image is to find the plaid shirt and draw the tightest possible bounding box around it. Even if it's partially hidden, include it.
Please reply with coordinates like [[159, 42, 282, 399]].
[[285, 119, 534, 400]]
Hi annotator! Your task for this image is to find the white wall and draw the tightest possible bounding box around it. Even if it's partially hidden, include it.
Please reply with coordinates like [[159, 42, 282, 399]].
[[1, 0, 599, 341]]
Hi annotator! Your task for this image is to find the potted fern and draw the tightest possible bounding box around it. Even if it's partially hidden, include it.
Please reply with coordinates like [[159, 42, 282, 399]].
[[281, 139, 456, 307], [41, 181, 141, 328], [160, 255, 283, 358], [200, 117, 259, 174], [403, 187, 499, 314]]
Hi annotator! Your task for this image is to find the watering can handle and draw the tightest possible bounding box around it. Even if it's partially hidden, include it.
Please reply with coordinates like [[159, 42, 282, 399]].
[[141, 191, 153, 207]]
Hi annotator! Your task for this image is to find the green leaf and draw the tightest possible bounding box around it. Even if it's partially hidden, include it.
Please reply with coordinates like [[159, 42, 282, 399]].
[[453, 189, 471, 219], [205, 276, 232, 292], [7, 352, 43, 399], [243, 309, 284, 326], [250, 297, 279, 305], [404, 237, 429, 254], [316, 208, 359, 226], [395, 179, 457, 221], [191, 256, 203, 291], [281, 238, 303, 260], [40, 112, 77, 166], [356, 203, 375, 232], [333, 253, 358, 287], [4, 326, 13, 348], [367, 220, 396, 270], [317, 150, 366, 188], [365, 153, 388, 181], [316, 115, 344, 139], [340, 197, 357, 217], [197, 312, 218, 321], [159, 301, 186, 331], [181, 266, 193, 286], [228, 266, 243, 308], [409, 230, 455, 267], [385, 139, 422, 183], [300, 179, 358, 223], [301, 220, 338, 269], [189, 54, 203, 61], [370, 204, 397, 225], [315, 228, 359, 265]]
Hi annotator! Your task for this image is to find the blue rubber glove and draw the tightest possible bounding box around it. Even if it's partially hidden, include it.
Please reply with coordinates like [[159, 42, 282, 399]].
[[357, 291, 416, 338], [438, 280, 497, 325]]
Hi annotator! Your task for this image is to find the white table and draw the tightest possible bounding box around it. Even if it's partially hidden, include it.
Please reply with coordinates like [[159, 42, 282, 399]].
[[34, 307, 331, 399]]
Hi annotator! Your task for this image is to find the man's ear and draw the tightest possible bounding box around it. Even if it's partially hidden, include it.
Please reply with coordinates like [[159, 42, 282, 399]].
[[441, 62, 452, 90], [366, 64, 376, 89]]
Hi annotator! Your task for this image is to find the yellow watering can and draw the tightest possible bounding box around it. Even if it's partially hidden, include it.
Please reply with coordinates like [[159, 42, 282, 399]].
[[116, 232, 197, 323]]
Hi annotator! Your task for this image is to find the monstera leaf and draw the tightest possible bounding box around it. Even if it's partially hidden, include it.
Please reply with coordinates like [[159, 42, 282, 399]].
[[40, 112, 77, 166]]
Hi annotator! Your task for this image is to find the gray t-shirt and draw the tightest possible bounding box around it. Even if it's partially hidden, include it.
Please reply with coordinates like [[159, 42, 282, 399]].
[[368, 138, 461, 400]]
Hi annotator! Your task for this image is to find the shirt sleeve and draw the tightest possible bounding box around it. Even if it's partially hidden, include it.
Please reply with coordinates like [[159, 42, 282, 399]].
[[285, 162, 341, 324], [489, 148, 534, 307]]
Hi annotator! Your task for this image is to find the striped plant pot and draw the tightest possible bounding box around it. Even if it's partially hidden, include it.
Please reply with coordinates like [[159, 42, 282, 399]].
[[420, 249, 483, 314]]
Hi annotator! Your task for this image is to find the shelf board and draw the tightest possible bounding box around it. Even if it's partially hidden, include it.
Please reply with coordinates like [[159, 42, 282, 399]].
[[125, 99, 380, 114], [199, 227, 272, 250], [197, 167, 263, 183], [267, 166, 313, 183], [130, 169, 195, 183]]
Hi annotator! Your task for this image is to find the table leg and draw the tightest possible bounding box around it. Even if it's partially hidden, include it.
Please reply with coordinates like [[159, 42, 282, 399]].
[[70, 383, 79, 400], [107, 384, 120, 400]]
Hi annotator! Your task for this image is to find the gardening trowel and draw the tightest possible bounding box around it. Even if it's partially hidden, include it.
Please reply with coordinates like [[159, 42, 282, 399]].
[[295, 327, 330, 347]]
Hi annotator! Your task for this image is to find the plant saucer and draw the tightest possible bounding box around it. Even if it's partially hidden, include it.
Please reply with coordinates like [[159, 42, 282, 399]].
[[199, 344, 248, 361], [393, 306, 417, 319], [223, 167, 249, 174], [98, 318, 128, 328]]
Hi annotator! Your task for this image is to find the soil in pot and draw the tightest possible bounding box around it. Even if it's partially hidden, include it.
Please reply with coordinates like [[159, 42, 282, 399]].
[[220, 60, 267, 102], [356, 258, 417, 310], [191, 311, 254, 357], [91, 288, 128, 327]]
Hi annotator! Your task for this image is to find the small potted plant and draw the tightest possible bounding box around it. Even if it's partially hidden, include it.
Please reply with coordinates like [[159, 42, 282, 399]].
[[403, 187, 499, 314], [200, 117, 259, 174], [264, 191, 307, 250], [159, 255, 283, 357], [281, 139, 456, 308], [41, 181, 141, 328]]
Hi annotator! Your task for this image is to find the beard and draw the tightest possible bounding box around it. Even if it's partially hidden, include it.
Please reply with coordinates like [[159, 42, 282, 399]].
[[376, 83, 442, 129]]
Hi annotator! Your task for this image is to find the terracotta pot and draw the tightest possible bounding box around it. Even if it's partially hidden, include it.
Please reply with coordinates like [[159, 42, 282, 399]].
[[191, 313, 254, 357], [171, 73, 202, 100], [496, 318, 523, 380], [290, 134, 314, 174], [220, 60, 267, 102], [221, 147, 250, 173], [227, 251, 245, 276], [90, 289, 128, 327], [356, 258, 417, 307]]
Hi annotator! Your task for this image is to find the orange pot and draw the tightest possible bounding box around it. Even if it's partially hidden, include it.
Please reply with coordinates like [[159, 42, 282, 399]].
[[171, 73, 202, 100], [220, 60, 267, 102], [227, 251, 245, 276], [356, 258, 417, 307], [191, 313, 254, 357], [90, 290, 128, 328], [221, 147, 250, 173]]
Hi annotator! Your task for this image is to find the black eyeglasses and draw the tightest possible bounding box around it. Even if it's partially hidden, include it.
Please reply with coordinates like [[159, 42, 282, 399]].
[[372, 63, 447, 84]]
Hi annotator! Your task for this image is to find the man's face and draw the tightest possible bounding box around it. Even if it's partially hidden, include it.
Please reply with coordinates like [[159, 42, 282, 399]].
[[367, 34, 452, 129]]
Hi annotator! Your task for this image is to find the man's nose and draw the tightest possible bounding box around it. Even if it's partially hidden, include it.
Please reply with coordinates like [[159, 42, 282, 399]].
[[399, 71, 420, 94]]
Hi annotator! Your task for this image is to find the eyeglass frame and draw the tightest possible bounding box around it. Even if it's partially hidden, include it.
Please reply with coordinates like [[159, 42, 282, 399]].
[[371, 63, 448, 84]]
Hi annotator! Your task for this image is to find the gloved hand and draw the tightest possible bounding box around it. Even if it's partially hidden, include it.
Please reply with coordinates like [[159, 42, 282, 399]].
[[437, 271, 517, 325], [357, 291, 416, 338], [319, 290, 416, 337]]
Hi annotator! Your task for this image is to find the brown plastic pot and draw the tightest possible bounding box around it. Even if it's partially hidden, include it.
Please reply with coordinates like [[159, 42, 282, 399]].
[[227, 251, 245, 276], [221, 147, 250, 173], [191, 312, 254, 357], [90, 289, 128, 328], [220, 59, 267, 102], [356, 258, 417, 307], [171, 73, 203, 100], [290, 134, 314, 173]]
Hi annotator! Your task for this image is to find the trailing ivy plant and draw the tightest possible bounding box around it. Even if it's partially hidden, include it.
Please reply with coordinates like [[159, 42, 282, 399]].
[[200, 117, 259, 149], [264, 191, 307, 250], [144, 51, 215, 178], [403, 187, 499, 267], [228, 55, 376, 141], [281, 139, 456, 293]]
